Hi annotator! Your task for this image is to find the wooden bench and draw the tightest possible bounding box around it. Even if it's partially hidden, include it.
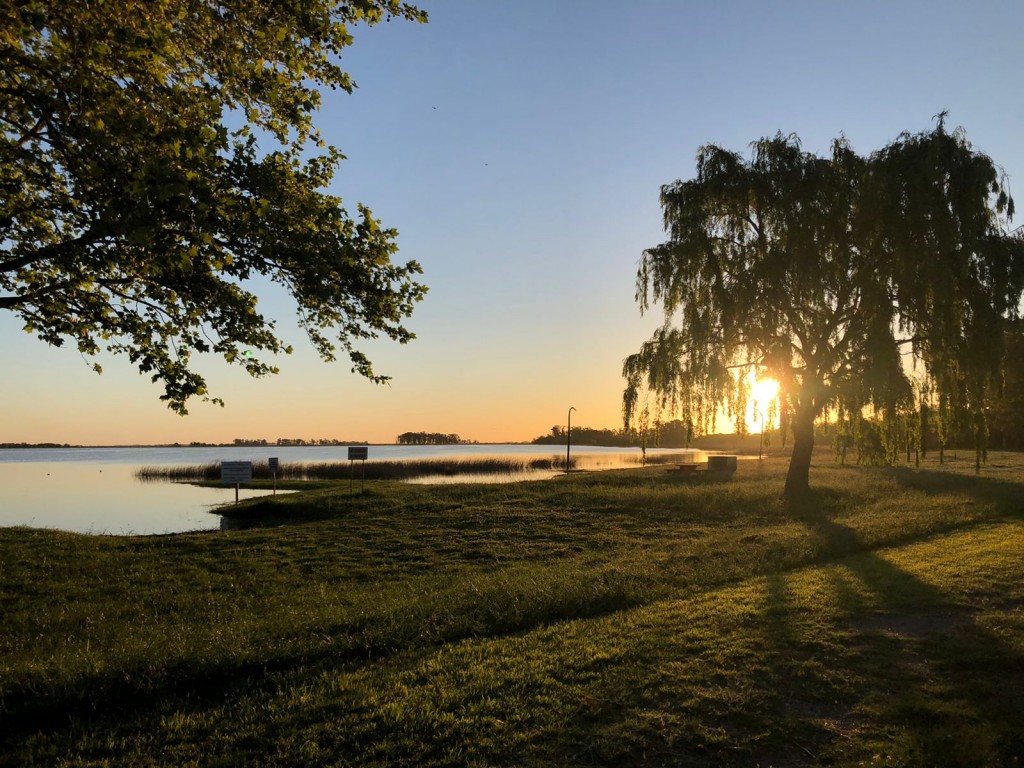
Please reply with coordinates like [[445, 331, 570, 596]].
[[666, 462, 704, 477]]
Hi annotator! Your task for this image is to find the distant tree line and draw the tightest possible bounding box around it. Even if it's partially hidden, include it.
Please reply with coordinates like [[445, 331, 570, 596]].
[[232, 438, 368, 446], [532, 421, 696, 449], [533, 426, 631, 447], [0, 442, 75, 449], [396, 432, 463, 445]]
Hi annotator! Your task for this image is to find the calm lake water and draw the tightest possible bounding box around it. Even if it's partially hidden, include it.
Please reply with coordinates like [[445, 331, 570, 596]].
[[0, 444, 690, 536]]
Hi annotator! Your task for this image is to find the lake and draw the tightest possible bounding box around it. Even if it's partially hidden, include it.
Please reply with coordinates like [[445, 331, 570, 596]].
[[0, 444, 686, 535]]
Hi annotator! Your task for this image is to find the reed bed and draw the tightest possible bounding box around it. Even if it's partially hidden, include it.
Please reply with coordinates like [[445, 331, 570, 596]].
[[134, 455, 579, 483]]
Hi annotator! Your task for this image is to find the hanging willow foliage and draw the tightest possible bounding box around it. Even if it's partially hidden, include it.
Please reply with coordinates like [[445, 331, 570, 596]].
[[624, 116, 1024, 497]]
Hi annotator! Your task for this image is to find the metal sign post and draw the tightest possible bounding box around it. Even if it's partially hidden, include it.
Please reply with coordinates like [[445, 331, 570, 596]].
[[221, 461, 253, 504], [348, 446, 368, 494], [269, 457, 279, 495], [566, 406, 576, 473]]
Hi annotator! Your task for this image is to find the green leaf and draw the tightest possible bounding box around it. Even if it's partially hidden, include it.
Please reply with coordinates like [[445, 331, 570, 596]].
[[0, 0, 428, 414]]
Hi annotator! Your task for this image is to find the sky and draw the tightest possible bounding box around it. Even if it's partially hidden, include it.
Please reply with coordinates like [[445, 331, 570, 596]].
[[3, 0, 1024, 445]]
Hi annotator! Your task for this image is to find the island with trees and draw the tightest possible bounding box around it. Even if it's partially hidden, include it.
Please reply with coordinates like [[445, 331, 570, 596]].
[[395, 432, 466, 445]]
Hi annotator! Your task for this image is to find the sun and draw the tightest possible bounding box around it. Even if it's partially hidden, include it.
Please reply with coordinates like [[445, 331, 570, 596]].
[[745, 376, 780, 433], [751, 377, 779, 405]]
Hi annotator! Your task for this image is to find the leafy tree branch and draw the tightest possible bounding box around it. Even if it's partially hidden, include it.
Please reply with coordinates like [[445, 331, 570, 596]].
[[1, 0, 428, 413]]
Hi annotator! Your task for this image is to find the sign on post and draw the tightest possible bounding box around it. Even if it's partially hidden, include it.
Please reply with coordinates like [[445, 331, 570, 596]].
[[221, 461, 253, 504], [221, 461, 253, 484], [348, 446, 368, 493], [268, 457, 279, 495]]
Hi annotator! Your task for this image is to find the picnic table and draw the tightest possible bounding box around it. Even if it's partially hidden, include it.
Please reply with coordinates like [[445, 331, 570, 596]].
[[666, 454, 737, 479]]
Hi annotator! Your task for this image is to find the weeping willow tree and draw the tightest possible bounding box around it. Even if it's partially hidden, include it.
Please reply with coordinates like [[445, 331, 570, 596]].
[[623, 118, 1024, 497]]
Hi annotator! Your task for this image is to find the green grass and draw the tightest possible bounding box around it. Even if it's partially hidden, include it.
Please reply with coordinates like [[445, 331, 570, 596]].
[[1, 451, 1023, 766]]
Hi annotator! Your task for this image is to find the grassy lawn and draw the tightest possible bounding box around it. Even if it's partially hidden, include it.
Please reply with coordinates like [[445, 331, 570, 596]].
[[1, 451, 1022, 766]]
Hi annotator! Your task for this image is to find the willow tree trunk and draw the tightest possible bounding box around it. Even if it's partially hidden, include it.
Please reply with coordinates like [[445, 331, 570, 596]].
[[784, 406, 816, 498]]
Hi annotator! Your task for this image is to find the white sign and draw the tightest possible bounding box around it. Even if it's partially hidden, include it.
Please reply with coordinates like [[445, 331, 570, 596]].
[[221, 461, 253, 484]]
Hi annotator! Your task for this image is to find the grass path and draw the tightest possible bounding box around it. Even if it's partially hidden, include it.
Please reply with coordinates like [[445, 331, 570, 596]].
[[2, 452, 1023, 765]]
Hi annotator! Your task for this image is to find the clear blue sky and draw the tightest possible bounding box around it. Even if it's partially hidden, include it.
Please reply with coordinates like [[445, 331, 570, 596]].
[[3, 0, 1023, 444]]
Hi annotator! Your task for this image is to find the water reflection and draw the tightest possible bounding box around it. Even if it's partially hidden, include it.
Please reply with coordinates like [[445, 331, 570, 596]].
[[0, 462, 282, 536], [0, 447, 706, 534], [405, 469, 561, 485], [403, 450, 706, 485]]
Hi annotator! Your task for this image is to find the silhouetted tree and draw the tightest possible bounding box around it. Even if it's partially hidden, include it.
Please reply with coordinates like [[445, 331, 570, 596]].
[[531, 426, 632, 447], [975, 320, 1024, 450], [624, 118, 1024, 497]]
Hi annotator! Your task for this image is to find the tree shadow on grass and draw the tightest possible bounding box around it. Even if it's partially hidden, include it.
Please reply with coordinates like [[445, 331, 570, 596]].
[[880, 463, 1024, 503], [573, 487, 1024, 766], [780, 491, 1024, 765]]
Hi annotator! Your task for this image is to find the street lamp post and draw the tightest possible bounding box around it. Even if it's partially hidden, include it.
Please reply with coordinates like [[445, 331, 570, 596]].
[[566, 406, 576, 473], [753, 402, 764, 461]]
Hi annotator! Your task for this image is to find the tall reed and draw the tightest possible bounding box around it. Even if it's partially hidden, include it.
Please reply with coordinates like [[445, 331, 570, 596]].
[[135, 456, 577, 482]]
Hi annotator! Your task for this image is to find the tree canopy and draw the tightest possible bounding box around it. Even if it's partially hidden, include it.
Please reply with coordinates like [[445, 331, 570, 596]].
[[0, 0, 428, 413], [623, 119, 1024, 497]]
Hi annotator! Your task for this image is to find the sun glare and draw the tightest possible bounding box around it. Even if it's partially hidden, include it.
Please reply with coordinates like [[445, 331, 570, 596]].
[[746, 376, 780, 433], [752, 378, 779, 405]]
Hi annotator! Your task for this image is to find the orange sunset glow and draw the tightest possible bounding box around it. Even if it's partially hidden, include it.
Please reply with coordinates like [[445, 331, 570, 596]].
[[746, 376, 780, 433]]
